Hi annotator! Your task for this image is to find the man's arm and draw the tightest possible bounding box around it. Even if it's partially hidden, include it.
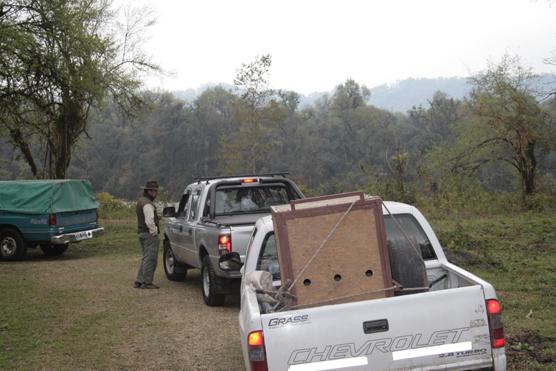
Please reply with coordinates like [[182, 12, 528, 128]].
[[143, 204, 158, 235]]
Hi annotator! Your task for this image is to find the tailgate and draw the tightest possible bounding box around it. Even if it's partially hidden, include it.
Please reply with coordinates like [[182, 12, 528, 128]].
[[57, 209, 97, 229], [230, 224, 255, 260], [261, 285, 493, 371]]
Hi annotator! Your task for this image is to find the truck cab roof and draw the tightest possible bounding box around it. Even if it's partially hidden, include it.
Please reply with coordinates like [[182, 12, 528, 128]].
[[187, 173, 293, 189]]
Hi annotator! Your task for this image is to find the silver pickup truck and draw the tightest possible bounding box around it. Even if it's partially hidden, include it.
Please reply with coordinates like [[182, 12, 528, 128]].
[[224, 201, 506, 371], [162, 173, 303, 306]]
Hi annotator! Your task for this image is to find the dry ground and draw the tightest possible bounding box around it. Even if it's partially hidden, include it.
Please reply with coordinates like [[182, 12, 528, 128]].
[[0, 220, 245, 370]]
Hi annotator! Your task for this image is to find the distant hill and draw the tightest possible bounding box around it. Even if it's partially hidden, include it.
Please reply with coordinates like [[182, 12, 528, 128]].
[[173, 75, 555, 113], [297, 77, 472, 113], [171, 78, 472, 113], [367, 74, 555, 112], [173, 83, 235, 102], [367, 77, 471, 112]]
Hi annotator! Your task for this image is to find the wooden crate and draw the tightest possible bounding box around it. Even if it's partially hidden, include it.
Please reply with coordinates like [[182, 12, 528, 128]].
[[271, 192, 393, 308]]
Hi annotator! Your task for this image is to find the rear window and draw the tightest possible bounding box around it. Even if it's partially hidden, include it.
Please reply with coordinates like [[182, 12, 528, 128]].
[[215, 186, 291, 216], [384, 214, 436, 260]]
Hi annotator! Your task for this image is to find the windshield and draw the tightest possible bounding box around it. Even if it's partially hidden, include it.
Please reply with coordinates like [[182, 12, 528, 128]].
[[215, 186, 290, 216]]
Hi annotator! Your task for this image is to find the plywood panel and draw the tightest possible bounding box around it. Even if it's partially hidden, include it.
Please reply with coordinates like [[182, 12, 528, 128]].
[[272, 192, 393, 308]]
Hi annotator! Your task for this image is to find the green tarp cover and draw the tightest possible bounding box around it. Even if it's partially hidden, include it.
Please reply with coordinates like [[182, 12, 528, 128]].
[[0, 179, 98, 214]]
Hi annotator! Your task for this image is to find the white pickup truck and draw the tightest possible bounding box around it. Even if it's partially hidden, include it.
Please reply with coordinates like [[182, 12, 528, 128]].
[[220, 201, 506, 371]]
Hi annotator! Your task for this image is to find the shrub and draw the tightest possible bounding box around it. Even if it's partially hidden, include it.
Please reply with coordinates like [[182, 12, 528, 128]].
[[96, 192, 134, 219]]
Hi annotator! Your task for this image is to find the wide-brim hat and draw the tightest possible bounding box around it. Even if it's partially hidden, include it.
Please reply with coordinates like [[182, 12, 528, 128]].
[[140, 180, 161, 190]]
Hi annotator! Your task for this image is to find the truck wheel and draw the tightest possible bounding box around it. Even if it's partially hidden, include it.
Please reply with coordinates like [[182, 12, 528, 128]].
[[0, 228, 27, 260], [201, 255, 225, 306], [40, 244, 68, 257], [163, 240, 187, 281]]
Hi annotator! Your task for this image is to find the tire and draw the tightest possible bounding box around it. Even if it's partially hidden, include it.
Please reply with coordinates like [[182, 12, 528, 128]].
[[388, 237, 428, 295], [201, 255, 225, 306], [163, 240, 187, 281], [0, 228, 27, 260], [40, 244, 68, 257]]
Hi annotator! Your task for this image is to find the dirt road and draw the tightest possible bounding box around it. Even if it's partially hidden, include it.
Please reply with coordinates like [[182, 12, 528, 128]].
[[1, 231, 245, 370]]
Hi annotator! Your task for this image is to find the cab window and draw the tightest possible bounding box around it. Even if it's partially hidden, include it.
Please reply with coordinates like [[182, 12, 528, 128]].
[[244, 227, 258, 268], [256, 233, 280, 280], [188, 191, 200, 221], [177, 192, 190, 217]]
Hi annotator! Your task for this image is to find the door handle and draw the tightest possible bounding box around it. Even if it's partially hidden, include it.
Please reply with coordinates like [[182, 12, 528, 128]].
[[363, 319, 389, 334]]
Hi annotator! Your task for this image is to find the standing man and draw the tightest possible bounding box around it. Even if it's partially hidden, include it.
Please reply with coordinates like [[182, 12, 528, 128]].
[[134, 181, 161, 289]]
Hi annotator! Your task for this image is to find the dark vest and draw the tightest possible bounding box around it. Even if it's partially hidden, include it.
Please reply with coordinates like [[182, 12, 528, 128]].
[[136, 195, 160, 234]]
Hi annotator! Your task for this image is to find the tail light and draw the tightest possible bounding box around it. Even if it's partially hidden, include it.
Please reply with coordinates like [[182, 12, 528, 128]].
[[218, 233, 232, 254], [48, 213, 57, 226], [248, 330, 268, 371], [486, 299, 505, 348]]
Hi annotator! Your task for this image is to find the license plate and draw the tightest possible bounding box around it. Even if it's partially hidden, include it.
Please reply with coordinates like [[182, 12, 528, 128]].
[[75, 231, 93, 241]]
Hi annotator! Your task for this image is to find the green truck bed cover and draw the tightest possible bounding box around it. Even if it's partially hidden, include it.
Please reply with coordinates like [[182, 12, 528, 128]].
[[0, 179, 98, 214]]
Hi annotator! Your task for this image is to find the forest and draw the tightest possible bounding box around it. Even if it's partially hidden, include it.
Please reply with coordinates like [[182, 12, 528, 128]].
[[4, 60, 556, 211], [0, 0, 554, 210], [1, 63, 556, 210], [83, 76, 556, 204]]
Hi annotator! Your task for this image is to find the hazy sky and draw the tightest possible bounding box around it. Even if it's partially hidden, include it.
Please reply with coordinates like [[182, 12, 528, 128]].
[[135, 0, 556, 94]]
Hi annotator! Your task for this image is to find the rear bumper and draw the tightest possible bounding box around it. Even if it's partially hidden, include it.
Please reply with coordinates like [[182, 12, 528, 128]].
[[51, 227, 104, 244], [493, 348, 507, 370], [214, 253, 246, 278], [217, 268, 242, 279], [215, 276, 241, 295]]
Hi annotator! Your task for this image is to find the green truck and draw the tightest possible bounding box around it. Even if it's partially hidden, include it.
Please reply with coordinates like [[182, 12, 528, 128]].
[[0, 179, 104, 260]]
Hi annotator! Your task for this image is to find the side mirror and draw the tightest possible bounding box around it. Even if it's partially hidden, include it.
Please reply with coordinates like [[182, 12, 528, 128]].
[[219, 252, 243, 271], [163, 206, 176, 217]]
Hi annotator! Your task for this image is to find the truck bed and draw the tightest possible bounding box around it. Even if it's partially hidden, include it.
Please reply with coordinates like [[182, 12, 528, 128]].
[[256, 264, 496, 370]]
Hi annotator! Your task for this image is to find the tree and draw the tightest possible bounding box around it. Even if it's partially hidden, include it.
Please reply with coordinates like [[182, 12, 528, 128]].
[[193, 86, 237, 176], [329, 79, 371, 164], [408, 91, 462, 152], [459, 56, 548, 195], [220, 54, 273, 173], [545, 42, 556, 97], [385, 143, 415, 202], [0, 0, 157, 179]]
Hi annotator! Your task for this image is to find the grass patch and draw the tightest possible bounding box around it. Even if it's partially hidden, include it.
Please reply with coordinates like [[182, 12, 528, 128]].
[[428, 211, 556, 370], [0, 270, 133, 370], [0, 220, 139, 370], [1, 211, 554, 370], [0, 217, 244, 370], [0, 277, 83, 367]]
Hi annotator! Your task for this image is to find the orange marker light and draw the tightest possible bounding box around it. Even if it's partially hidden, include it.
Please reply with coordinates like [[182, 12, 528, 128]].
[[248, 331, 264, 347]]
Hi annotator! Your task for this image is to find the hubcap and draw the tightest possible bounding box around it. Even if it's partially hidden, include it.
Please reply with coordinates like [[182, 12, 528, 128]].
[[202, 265, 210, 297], [165, 248, 175, 273], [1, 237, 17, 257]]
